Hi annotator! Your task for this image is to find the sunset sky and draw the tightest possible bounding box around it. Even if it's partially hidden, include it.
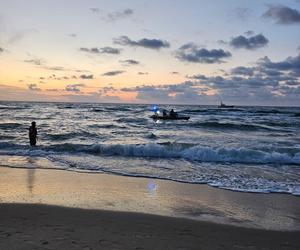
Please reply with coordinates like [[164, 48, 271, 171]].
[[0, 0, 299, 105]]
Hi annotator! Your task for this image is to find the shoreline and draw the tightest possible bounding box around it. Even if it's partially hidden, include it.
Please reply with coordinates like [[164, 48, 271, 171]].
[[1, 203, 300, 250]]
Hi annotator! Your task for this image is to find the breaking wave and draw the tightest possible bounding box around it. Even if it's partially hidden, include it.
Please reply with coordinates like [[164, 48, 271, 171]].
[[0, 142, 299, 165]]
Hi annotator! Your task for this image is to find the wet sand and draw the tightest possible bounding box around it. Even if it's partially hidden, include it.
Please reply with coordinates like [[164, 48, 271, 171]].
[[1, 166, 300, 249]]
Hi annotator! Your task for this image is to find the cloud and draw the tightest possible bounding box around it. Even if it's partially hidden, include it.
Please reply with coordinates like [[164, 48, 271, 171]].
[[170, 71, 179, 74], [24, 55, 89, 72], [258, 53, 300, 76], [8, 29, 37, 44], [79, 74, 94, 79], [138, 72, 148, 75], [121, 82, 212, 104], [229, 34, 269, 50], [118, 51, 300, 105], [263, 5, 300, 24], [79, 47, 121, 54], [186, 74, 208, 80], [65, 83, 85, 92], [175, 43, 231, 64], [69, 33, 77, 38], [45, 66, 66, 71], [244, 30, 254, 36], [98, 86, 116, 95], [90, 8, 134, 22], [105, 8, 134, 22], [102, 70, 125, 76], [24, 58, 45, 66], [114, 36, 170, 49], [234, 7, 252, 21], [120, 59, 140, 65], [27, 84, 41, 91], [90, 8, 100, 13], [231, 66, 255, 76], [0, 47, 3, 53], [46, 88, 59, 92]]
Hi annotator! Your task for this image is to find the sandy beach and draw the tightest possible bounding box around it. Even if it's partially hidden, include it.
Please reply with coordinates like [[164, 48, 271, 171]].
[[0, 166, 300, 249], [1, 203, 300, 250]]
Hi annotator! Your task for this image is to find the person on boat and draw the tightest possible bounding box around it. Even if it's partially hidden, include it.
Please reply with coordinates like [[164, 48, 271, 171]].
[[29, 121, 38, 146], [169, 109, 178, 118], [162, 109, 168, 117]]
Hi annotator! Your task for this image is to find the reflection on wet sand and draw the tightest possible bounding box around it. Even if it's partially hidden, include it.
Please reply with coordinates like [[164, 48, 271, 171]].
[[27, 168, 35, 194], [0, 166, 300, 231]]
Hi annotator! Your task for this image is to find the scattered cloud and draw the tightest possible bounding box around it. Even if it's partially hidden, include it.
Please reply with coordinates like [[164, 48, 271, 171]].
[[186, 74, 208, 80], [170, 71, 179, 74], [138, 72, 148, 75], [24, 55, 89, 72], [120, 59, 140, 66], [102, 70, 125, 76], [89, 8, 100, 13], [234, 7, 252, 21], [231, 66, 255, 76], [46, 88, 59, 92], [79, 46, 121, 54], [244, 30, 254, 36], [105, 8, 133, 22], [45, 66, 66, 71], [175, 43, 231, 64], [0, 47, 4, 53], [98, 86, 116, 95], [229, 34, 269, 50], [262, 5, 300, 24], [69, 33, 77, 38], [79, 74, 94, 79], [114, 36, 170, 49], [258, 53, 300, 76], [24, 57, 45, 66], [118, 51, 300, 105], [7, 29, 37, 44], [27, 84, 41, 91], [65, 83, 86, 92], [89, 8, 133, 22]]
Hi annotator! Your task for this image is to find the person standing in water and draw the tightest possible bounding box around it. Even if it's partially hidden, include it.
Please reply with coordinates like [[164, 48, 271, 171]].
[[29, 121, 38, 146]]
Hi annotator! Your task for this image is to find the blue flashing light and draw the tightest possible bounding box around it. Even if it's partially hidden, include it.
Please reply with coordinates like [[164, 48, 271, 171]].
[[151, 105, 159, 112]]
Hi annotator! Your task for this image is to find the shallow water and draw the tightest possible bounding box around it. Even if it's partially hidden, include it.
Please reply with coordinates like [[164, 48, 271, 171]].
[[0, 101, 300, 195]]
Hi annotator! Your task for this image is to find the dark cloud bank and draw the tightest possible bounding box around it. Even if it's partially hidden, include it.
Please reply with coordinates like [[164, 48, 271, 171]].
[[120, 52, 300, 105]]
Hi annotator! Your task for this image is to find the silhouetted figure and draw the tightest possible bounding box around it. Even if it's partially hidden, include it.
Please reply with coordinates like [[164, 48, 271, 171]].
[[163, 109, 168, 117], [29, 121, 37, 146], [169, 109, 177, 118]]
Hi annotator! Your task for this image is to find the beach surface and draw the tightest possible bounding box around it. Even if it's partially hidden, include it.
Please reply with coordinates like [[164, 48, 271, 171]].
[[1, 166, 300, 249]]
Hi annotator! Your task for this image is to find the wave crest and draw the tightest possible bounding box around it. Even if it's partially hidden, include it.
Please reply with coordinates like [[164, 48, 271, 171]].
[[1, 142, 299, 165]]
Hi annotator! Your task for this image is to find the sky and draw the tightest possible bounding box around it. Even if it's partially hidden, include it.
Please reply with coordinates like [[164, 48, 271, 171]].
[[0, 0, 300, 105]]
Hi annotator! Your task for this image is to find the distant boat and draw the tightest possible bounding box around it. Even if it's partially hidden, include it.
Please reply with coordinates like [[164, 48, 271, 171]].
[[150, 114, 190, 121], [218, 101, 234, 108]]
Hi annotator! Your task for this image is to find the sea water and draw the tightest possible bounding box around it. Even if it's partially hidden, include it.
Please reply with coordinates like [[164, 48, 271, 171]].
[[0, 101, 299, 195]]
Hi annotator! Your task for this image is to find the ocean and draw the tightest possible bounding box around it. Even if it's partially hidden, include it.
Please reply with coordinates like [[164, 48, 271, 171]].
[[0, 101, 299, 196]]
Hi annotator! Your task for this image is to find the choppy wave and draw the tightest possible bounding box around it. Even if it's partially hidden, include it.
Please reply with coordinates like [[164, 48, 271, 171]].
[[1, 142, 299, 165], [188, 121, 290, 131], [1, 102, 300, 196], [0, 123, 24, 129]]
